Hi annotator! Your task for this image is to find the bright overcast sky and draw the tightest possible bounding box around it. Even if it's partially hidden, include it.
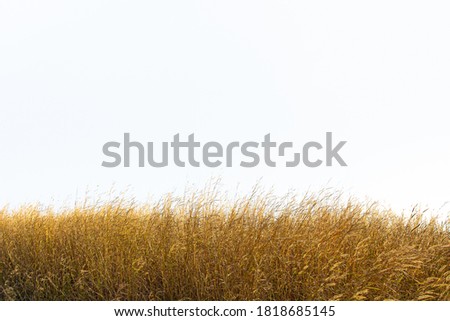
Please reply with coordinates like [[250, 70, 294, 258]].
[[1, 1, 449, 216]]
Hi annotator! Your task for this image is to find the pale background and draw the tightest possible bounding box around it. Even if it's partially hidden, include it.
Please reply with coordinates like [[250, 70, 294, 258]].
[[0, 1, 449, 216]]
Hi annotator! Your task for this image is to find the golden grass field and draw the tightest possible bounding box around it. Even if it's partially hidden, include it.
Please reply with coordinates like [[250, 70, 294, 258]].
[[0, 189, 449, 301]]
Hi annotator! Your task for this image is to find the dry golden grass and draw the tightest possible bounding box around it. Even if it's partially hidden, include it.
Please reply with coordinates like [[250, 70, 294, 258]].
[[0, 189, 449, 301]]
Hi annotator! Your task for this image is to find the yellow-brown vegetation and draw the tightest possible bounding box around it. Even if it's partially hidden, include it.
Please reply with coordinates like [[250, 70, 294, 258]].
[[0, 190, 449, 300]]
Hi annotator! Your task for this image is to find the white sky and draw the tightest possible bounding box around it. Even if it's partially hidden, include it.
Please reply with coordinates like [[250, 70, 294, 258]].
[[0, 1, 449, 215]]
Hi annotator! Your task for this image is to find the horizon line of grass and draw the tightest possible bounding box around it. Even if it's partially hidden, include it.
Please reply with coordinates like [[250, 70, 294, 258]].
[[0, 189, 449, 301]]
